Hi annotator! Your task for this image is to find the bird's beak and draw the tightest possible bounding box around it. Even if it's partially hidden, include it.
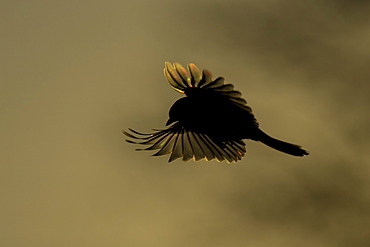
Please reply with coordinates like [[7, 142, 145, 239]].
[[166, 118, 175, 126]]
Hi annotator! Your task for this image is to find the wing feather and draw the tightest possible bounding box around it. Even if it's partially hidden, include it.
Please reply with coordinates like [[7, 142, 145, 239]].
[[123, 124, 246, 163], [188, 63, 201, 86], [187, 131, 205, 161], [197, 69, 213, 88], [174, 62, 192, 87], [164, 62, 187, 92], [169, 128, 184, 162], [205, 77, 225, 88]]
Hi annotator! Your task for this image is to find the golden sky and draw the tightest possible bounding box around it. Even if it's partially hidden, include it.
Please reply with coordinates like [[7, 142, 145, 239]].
[[1, 0, 369, 246]]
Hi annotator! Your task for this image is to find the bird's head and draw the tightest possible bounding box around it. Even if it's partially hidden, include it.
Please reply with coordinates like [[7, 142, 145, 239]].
[[166, 97, 191, 126]]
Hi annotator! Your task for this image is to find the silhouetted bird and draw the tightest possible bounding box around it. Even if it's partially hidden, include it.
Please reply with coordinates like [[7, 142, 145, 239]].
[[123, 62, 309, 162]]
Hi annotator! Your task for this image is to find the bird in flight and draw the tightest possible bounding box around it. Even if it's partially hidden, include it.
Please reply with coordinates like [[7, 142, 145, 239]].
[[123, 62, 309, 163]]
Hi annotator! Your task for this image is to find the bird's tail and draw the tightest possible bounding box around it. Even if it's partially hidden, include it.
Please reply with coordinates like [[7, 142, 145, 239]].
[[257, 129, 309, 156]]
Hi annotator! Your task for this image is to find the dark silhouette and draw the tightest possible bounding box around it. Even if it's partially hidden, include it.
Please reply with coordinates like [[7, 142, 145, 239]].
[[123, 62, 309, 162]]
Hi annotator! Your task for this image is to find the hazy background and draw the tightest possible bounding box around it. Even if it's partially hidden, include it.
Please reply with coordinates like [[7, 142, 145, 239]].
[[1, 0, 369, 246]]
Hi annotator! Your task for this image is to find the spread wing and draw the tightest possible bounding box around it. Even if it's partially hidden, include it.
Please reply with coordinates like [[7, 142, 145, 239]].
[[123, 123, 246, 163], [164, 62, 253, 113]]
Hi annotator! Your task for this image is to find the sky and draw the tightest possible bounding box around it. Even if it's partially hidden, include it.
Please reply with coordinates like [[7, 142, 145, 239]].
[[1, 0, 370, 246]]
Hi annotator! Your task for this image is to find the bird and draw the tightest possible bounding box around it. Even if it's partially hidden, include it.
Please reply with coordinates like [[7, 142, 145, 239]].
[[123, 62, 309, 163]]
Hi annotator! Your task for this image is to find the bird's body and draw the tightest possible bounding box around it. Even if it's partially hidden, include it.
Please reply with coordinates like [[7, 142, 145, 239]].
[[167, 87, 259, 142], [123, 62, 308, 162]]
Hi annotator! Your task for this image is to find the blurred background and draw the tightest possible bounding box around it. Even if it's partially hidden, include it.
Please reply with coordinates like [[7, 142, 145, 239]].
[[1, 0, 369, 246]]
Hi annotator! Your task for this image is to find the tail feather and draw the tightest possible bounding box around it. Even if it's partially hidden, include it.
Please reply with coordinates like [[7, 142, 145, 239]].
[[257, 130, 309, 156]]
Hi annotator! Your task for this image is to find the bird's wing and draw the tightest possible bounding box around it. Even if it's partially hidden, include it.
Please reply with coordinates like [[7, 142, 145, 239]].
[[164, 62, 253, 113], [123, 123, 246, 163]]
